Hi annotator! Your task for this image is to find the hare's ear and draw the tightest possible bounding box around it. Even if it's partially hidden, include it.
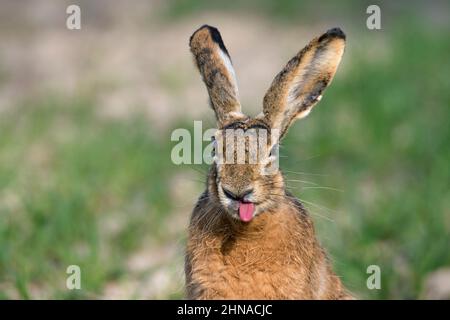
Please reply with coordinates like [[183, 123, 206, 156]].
[[262, 28, 346, 138], [190, 25, 244, 126]]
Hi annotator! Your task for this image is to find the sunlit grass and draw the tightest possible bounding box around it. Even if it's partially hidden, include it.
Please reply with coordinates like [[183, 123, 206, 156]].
[[0, 97, 176, 298], [0, 9, 449, 299]]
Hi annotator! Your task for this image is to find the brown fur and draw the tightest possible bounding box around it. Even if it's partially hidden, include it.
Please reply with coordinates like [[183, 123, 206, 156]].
[[185, 25, 351, 299], [262, 27, 346, 138], [189, 25, 243, 125], [186, 169, 352, 299]]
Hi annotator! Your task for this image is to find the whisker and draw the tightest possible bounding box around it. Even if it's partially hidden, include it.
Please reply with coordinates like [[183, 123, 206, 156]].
[[301, 186, 344, 193], [302, 205, 334, 222], [284, 179, 319, 186], [296, 197, 340, 215], [286, 153, 330, 162], [264, 193, 335, 222], [188, 165, 208, 175], [283, 170, 329, 177], [182, 178, 207, 185]]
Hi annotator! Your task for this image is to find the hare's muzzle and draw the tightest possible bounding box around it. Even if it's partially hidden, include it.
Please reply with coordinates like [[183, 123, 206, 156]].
[[221, 186, 256, 221]]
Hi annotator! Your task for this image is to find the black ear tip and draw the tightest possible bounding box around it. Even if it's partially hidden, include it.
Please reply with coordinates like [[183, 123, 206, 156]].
[[319, 27, 346, 42], [197, 24, 218, 34], [204, 25, 224, 45], [190, 24, 220, 40], [190, 24, 230, 58]]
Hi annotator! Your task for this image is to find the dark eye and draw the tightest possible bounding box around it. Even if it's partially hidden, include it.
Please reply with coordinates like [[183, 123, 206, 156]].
[[211, 137, 216, 157], [222, 187, 238, 201], [269, 144, 278, 157]]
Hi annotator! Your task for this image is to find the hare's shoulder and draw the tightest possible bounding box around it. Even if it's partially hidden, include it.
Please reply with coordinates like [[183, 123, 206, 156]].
[[192, 190, 209, 212], [284, 190, 309, 218], [189, 190, 223, 227]]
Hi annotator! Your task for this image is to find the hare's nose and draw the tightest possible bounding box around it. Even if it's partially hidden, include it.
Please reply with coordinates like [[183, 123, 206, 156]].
[[239, 189, 254, 201], [222, 187, 254, 202]]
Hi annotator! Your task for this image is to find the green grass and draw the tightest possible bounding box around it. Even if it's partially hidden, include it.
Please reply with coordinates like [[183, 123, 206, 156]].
[[0, 96, 176, 298], [0, 5, 449, 299]]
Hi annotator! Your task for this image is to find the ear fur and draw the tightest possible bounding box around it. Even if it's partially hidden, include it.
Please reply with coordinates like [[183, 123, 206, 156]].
[[262, 28, 346, 138], [190, 25, 244, 126]]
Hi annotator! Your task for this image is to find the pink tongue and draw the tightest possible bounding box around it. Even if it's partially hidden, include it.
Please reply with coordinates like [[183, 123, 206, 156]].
[[239, 202, 255, 222]]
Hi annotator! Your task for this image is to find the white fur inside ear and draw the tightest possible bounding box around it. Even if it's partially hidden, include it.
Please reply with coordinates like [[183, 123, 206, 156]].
[[287, 40, 344, 117], [228, 111, 245, 118], [218, 49, 239, 97], [296, 107, 312, 119]]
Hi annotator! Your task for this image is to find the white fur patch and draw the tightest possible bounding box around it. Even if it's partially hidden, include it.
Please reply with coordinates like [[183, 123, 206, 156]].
[[228, 111, 245, 119], [218, 48, 239, 97], [287, 41, 344, 112], [295, 108, 312, 119]]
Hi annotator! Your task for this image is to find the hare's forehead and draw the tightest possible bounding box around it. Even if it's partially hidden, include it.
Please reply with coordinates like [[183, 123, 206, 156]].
[[214, 119, 272, 141], [221, 118, 270, 131], [213, 119, 276, 155], [218, 163, 260, 180]]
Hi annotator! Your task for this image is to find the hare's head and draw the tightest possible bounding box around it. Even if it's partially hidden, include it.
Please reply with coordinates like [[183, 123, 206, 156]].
[[190, 25, 345, 222]]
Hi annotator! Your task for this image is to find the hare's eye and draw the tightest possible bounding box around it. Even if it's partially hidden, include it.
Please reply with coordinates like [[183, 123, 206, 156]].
[[269, 144, 278, 157], [211, 138, 217, 157]]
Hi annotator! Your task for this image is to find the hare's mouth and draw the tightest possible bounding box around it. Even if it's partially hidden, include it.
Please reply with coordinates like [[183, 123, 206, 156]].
[[238, 201, 255, 222], [219, 186, 257, 222], [221, 199, 257, 222]]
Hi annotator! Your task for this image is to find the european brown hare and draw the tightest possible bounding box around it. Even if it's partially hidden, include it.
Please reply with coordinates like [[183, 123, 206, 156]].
[[185, 25, 352, 299]]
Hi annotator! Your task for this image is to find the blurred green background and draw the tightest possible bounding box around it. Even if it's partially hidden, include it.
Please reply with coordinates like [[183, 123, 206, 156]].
[[0, 0, 449, 299]]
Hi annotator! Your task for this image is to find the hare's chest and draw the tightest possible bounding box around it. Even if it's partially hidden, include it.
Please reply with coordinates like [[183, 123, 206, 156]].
[[191, 240, 310, 299]]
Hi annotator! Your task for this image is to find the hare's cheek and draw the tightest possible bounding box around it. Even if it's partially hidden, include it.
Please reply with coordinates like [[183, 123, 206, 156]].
[[260, 156, 279, 176], [218, 189, 239, 211], [215, 162, 223, 176], [229, 201, 239, 211]]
